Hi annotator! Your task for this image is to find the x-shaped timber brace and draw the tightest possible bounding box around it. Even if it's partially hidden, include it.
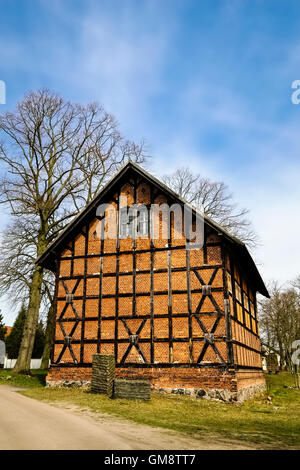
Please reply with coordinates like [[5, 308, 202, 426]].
[[192, 267, 226, 364], [56, 278, 82, 364], [119, 318, 148, 364]]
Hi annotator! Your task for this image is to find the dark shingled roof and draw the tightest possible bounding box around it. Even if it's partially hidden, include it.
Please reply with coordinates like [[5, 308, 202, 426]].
[[36, 160, 269, 298]]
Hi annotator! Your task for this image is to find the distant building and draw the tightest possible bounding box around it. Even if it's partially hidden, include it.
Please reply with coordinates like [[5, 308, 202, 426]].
[[261, 344, 281, 372]]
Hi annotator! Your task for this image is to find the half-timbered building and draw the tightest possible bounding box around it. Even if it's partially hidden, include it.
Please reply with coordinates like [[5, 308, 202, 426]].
[[37, 161, 269, 401]]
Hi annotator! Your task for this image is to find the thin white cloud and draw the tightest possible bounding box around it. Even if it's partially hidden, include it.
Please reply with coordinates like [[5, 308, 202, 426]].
[[76, 14, 169, 128]]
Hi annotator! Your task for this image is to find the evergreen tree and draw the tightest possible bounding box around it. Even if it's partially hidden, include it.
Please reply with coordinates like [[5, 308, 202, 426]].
[[6, 305, 45, 359], [5, 304, 27, 358], [0, 312, 7, 341]]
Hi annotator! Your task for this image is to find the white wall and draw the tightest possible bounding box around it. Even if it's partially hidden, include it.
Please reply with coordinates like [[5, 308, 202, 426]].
[[4, 358, 42, 369]]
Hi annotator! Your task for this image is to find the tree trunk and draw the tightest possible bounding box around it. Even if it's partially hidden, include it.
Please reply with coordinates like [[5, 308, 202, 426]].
[[13, 230, 46, 374], [278, 341, 284, 371], [13, 264, 44, 373], [41, 303, 55, 370]]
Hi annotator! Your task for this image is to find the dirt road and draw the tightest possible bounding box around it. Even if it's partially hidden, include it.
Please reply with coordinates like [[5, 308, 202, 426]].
[[0, 385, 256, 450]]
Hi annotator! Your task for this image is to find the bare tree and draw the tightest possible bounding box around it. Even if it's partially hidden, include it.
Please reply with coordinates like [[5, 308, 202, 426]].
[[0, 89, 146, 373], [0, 217, 53, 302], [259, 281, 300, 372], [292, 276, 300, 293], [0, 216, 57, 369], [163, 167, 258, 247]]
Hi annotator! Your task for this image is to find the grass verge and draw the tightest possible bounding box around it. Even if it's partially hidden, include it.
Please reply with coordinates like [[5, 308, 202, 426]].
[[0, 368, 48, 388]]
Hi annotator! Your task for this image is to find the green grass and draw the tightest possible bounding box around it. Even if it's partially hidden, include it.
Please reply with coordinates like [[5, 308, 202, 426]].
[[2, 370, 299, 448], [0, 368, 48, 388], [20, 372, 300, 448]]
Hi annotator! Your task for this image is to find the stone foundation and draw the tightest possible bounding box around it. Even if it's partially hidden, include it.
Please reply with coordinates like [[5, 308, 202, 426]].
[[154, 381, 265, 402], [237, 382, 266, 401], [46, 379, 91, 388]]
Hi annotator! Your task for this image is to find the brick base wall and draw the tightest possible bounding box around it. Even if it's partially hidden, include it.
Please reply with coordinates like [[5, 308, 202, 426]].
[[115, 366, 237, 392], [235, 369, 266, 390], [46, 365, 265, 402], [234, 369, 266, 400], [46, 366, 92, 387]]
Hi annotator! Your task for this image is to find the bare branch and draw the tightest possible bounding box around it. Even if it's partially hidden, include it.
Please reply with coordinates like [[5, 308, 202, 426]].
[[163, 167, 258, 248]]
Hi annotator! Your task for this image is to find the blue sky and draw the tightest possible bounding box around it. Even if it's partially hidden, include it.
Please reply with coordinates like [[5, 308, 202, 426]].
[[1, 0, 300, 323]]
